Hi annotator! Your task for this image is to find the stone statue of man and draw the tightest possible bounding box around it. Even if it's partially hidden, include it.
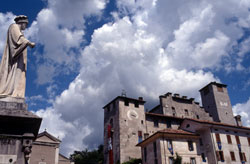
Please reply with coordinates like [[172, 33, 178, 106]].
[[0, 15, 35, 99]]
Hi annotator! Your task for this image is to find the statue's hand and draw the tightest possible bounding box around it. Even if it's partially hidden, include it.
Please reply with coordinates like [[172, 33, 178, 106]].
[[28, 42, 36, 48]]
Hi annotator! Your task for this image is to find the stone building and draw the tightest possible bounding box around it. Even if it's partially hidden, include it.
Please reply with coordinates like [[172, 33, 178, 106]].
[[103, 82, 250, 164], [30, 130, 73, 164]]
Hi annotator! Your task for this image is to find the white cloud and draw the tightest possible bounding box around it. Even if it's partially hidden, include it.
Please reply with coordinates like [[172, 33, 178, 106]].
[[26, 0, 108, 85], [2, 0, 250, 156], [233, 98, 250, 127], [0, 12, 15, 54]]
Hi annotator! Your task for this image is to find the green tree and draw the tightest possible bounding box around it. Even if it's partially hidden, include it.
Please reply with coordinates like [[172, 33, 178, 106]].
[[122, 158, 142, 164], [70, 144, 104, 164], [173, 153, 182, 164]]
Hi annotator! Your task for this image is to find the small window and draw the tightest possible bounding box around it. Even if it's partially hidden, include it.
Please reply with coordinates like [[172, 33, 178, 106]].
[[215, 133, 221, 142], [235, 136, 241, 144], [196, 115, 200, 119], [113, 102, 116, 109], [203, 87, 209, 95], [154, 120, 159, 127], [134, 102, 139, 108], [227, 135, 232, 144], [188, 141, 194, 151], [239, 152, 247, 162], [230, 151, 236, 161], [184, 109, 189, 116], [190, 158, 196, 164], [169, 157, 174, 164], [144, 147, 147, 162], [166, 120, 171, 128], [110, 119, 113, 128], [107, 106, 110, 112], [141, 120, 144, 124], [138, 131, 143, 143], [217, 86, 223, 92], [201, 153, 206, 162], [172, 107, 176, 116], [216, 151, 224, 162], [248, 137, 250, 146], [144, 133, 149, 139], [124, 100, 129, 106], [199, 138, 203, 146], [167, 140, 173, 149]]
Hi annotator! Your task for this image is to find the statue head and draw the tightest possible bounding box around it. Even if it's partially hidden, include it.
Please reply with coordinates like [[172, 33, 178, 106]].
[[14, 15, 29, 30]]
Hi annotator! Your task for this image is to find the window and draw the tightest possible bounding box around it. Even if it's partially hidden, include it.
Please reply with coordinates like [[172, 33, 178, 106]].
[[144, 147, 147, 162], [196, 115, 200, 119], [190, 158, 196, 164], [203, 87, 209, 95], [188, 141, 194, 151], [215, 133, 221, 142], [144, 133, 149, 139], [226, 135, 232, 144], [199, 138, 203, 146], [248, 137, 250, 146], [141, 120, 143, 124], [230, 152, 235, 161], [235, 136, 241, 144], [134, 102, 139, 108], [110, 119, 113, 128], [201, 153, 206, 162], [113, 102, 116, 109], [169, 157, 174, 164], [216, 151, 224, 162], [239, 152, 247, 162], [185, 109, 189, 116], [107, 106, 110, 112], [172, 107, 176, 116], [124, 100, 129, 106], [153, 142, 158, 164], [217, 86, 223, 92], [166, 120, 171, 128], [154, 120, 159, 127], [138, 131, 142, 143]]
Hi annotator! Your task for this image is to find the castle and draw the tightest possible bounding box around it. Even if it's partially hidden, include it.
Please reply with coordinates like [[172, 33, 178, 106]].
[[103, 82, 250, 164]]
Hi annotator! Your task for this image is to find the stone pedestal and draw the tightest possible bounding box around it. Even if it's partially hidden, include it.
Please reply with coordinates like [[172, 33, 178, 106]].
[[0, 100, 42, 164]]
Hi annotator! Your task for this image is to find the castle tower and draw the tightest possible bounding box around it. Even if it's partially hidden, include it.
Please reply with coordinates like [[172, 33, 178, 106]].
[[103, 96, 146, 164], [199, 82, 236, 125]]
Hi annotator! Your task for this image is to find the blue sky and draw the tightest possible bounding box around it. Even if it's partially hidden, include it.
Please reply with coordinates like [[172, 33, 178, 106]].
[[1, 0, 250, 156]]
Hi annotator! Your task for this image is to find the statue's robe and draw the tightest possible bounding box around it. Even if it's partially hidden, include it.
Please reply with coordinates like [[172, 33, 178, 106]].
[[0, 23, 29, 98]]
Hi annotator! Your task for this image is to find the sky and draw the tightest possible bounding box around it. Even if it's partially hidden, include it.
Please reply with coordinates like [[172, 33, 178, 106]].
[[0, 0, 250, 156]]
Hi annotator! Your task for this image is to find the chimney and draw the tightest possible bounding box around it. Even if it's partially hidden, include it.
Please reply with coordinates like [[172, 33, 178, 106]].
[[174, 93, 180, 98], [234, 115, 242, 126], [138, 97, 143, 101]]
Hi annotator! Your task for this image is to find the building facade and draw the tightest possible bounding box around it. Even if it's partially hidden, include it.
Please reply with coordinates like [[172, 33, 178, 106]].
[[30, 131, 73, 164], [103, 82, 250, 164]]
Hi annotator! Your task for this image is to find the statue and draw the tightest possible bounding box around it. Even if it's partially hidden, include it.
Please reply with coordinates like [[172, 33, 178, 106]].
[[0, 15, 35, 100]]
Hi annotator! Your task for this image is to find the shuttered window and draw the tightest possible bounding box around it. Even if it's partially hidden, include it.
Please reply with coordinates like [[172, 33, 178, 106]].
[[227, 135, 232, 144], [215, 133, 221, 142], [230, 152, 235, 161], [216, 151, 224, 162], [235, 136, 241, 144]]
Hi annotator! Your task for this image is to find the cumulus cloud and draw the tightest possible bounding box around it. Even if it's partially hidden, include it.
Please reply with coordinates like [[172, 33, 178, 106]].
[[35, 0, 250, 155], [233, 98, 250, 127], [26, 0, 108, 85], [1, 0, 250, 156], [0, 12, 15, 54]]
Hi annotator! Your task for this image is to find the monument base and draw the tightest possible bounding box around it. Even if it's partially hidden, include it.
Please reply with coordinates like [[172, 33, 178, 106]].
[[0, 100, 42, 164]]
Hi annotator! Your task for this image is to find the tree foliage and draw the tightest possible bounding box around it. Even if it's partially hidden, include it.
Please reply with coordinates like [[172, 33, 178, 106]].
[[122, 158, 142, 164], [173, 153, 182, 164], [70, 145, 104, 164]]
